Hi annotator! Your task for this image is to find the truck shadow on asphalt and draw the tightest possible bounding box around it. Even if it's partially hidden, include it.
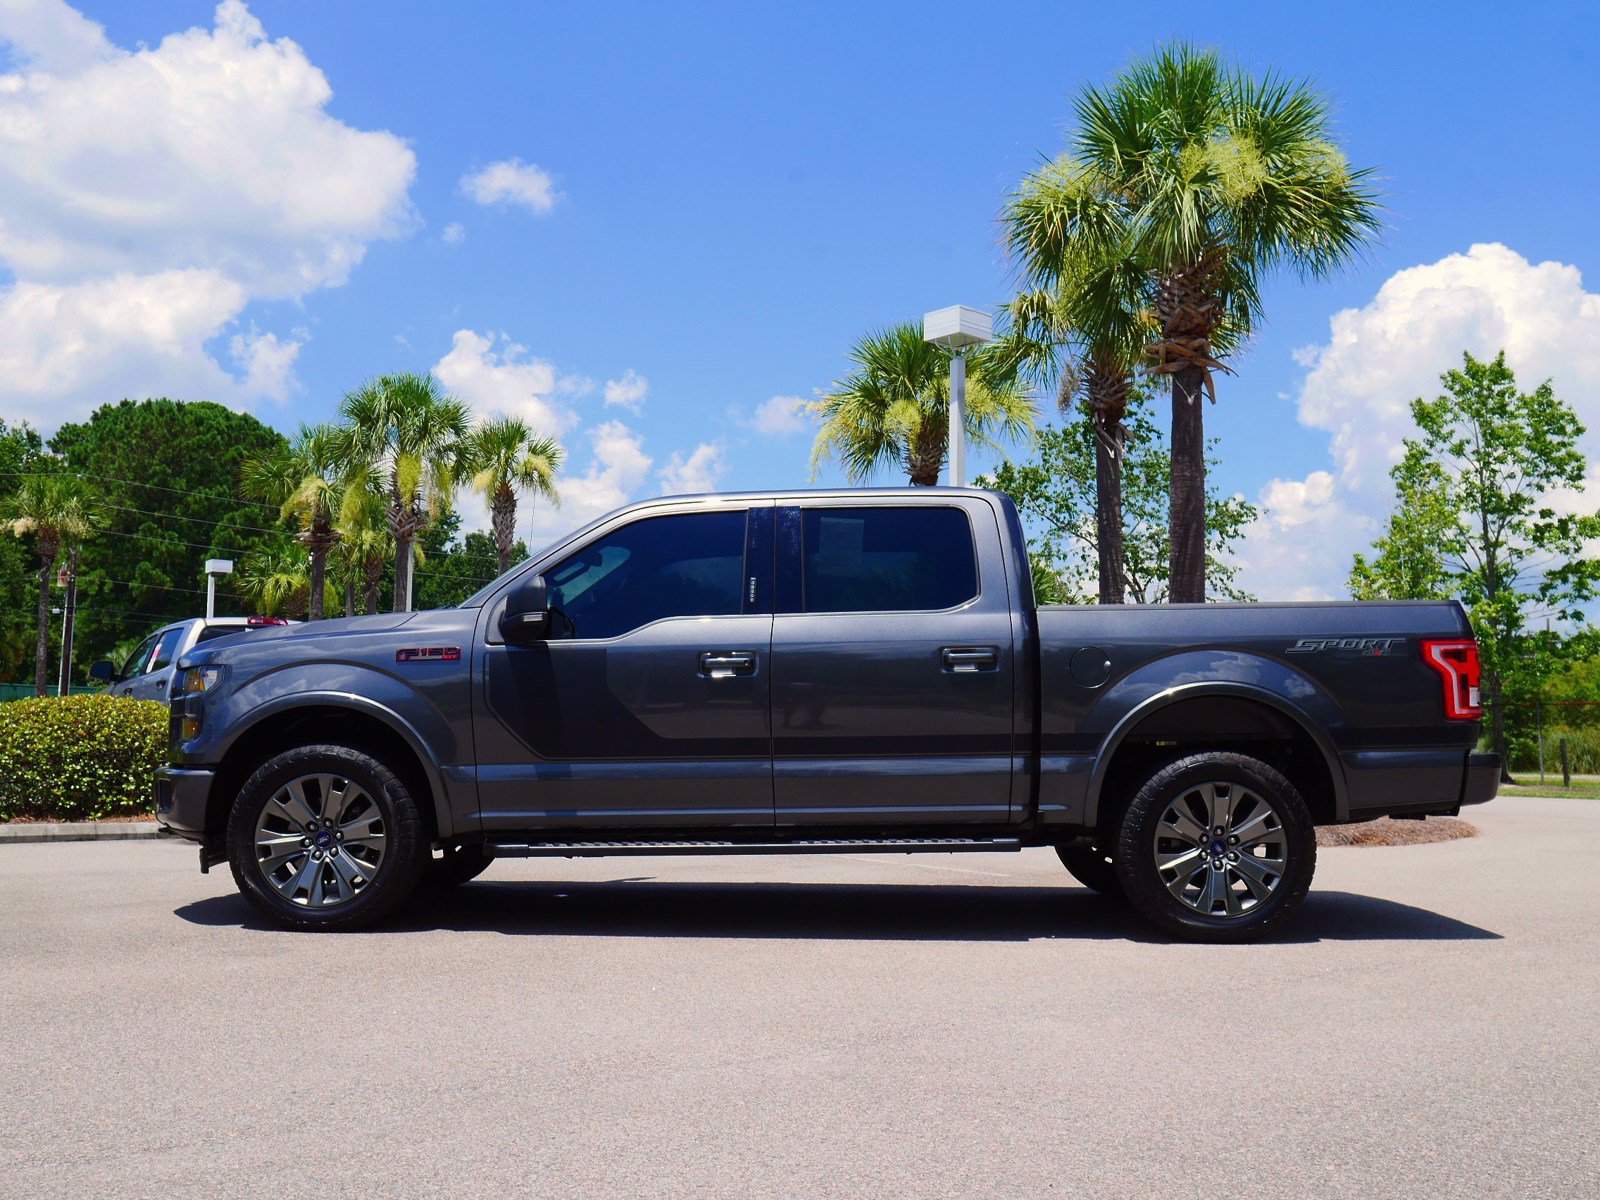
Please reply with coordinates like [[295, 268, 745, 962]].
[[176, 881, 1501, 943]]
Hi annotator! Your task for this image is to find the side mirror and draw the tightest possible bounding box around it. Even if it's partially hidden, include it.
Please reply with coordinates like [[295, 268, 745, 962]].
[[499, 573, 550, 644], [89, 660, 116, 683]]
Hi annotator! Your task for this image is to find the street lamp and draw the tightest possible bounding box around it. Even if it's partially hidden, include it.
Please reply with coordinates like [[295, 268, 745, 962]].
[[923, 305, 993, 487], [204, 559, 233, 621]]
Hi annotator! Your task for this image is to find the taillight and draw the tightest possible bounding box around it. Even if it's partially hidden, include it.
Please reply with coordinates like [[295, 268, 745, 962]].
[[1421, 639, 1482, 720]]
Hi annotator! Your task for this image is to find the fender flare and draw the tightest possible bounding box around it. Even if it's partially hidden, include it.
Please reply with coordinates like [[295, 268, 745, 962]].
[[1083, 680, 1350, 828], [217, 691, 455, 839]]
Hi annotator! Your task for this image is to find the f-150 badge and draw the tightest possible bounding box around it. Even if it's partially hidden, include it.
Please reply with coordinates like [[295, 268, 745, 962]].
[[1287, 637, 1404, 656], [396, 646, 462, 663]]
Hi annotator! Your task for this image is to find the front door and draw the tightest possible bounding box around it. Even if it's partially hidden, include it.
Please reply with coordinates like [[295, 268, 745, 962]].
[[474, 504, 775, 830], [770, 500, 1018, 825]]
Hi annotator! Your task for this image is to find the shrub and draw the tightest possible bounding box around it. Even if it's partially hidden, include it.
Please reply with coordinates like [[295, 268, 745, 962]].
[[0, 693, 167, 821], [1508, 725, 1600, 777]]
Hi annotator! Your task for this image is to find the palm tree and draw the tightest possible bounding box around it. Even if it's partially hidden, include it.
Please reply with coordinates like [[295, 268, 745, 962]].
[[240, 424, 346, 621], [336, 373, 470, 612], [237, 540, 337, 620], [333, 475, 394, 616], [465, 416, 563, 575], [1, 473, 107, 695], [1044, 43, 1380, 601], [810, 321, 1036, 486]]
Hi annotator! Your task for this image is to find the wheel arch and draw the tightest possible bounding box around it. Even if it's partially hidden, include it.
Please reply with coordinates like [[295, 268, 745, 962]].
[[1084, 683, 1348, 832]]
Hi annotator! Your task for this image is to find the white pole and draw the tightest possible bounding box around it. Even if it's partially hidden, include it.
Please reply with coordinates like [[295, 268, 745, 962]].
[[206, 575, 217, 621], [947, 349, 967, 487]]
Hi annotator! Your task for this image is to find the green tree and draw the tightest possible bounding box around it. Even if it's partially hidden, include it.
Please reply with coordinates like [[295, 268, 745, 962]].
[[1033, 43, 1379, 601], [0, 419, 46, 679], [1370, 351, 1600, 775], [1348, 466, 1455, 601], [240, 424, 348, 621], [236, 538, 337, 620], [465, 416, 563, 575], [337, 373, 470, 612], [978, 392, 1257, 603], [332, 476, 393, 616], [809, 321, 1036, 486], [1, 472, 108, 695], [47, 399, 289, 666]]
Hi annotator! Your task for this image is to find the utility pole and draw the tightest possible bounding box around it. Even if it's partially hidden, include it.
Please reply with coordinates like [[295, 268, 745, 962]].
[[56, 548, 78, 697]]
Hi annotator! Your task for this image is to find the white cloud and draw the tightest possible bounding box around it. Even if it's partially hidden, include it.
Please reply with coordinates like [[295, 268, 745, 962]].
[[742, 394, 808, 437], [529, 420, 654, 539], [460, 158, 559, 215], [433, 329, 581, 435], [603, 369, 648, 412], [0, 1, 416, 428], [659, 443, 725, 495], [441, 222, 466, 245], [1235, 243, 1600, 600], [230, 328, 301, 403]]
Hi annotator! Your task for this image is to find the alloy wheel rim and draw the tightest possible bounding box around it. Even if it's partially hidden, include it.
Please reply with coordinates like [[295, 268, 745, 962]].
[[253, 773, 386, 908], [1152, 781, 1287, 919]]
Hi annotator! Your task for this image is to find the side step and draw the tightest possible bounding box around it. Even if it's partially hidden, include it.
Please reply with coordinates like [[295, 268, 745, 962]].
[[484, 836, 1023, 859]]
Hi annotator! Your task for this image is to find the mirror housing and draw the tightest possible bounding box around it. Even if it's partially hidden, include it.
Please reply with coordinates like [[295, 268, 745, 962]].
[[89, 660, 116, 683], [499, 573, 551, 644]]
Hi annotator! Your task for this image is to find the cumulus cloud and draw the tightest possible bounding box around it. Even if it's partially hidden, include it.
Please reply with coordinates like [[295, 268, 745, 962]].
[[0, 1, 417, 429], [659, 443, 725, 495], [741, 394, 808, 437], [531, 420, 655, 539], [603, 370, 648, 412], [460, 158, 559, 215], [433, 329, 582, 435], [441, 222, 466, 245], [1235, 243, 1600, 600]]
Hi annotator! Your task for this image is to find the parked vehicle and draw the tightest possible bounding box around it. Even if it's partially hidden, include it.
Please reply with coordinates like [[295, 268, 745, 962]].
[[154, 489, 1498, 941], [92, 616, 292, 704]]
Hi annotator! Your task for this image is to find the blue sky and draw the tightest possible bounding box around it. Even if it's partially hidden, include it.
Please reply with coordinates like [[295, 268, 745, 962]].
[[2, 0, 1598, 598]]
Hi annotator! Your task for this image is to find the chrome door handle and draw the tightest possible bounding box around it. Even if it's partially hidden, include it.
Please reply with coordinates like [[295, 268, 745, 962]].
[[941, 646, 999, 672], [699, 650, 757, 678]]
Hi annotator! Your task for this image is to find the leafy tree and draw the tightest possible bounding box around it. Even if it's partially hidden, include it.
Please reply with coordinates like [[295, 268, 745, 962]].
[[236, 537, 337, 619], [333, 476, 393, 616], [336, 373, 470, 611], [47, 400, 289, 668], [810, 322, 1036, 486], [241, 424, 348, 621], [978, 392, 1258, 603], [0, 419, 45, 680], [412, 519, 521, 611], [1036, 43, 1379, 601], [465, 416, 563, 575], [1362, 351, 1600, 775], [1348, 467, 1456, 601], [1, 472, 108, 695]]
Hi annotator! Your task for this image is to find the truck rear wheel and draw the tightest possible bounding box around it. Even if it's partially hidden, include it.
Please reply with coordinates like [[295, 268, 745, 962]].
[[1114, 752, 1316, 943], [1055, 844, 1125, 899], [226, 744, 429, 931]]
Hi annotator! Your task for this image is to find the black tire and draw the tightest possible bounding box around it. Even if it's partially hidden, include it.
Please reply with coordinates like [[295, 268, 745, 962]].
[[227, 743, 429, 931], [423, 844, 493, 890], [1114, 752, 1316, 943], [1055, 843, 1126, 899]]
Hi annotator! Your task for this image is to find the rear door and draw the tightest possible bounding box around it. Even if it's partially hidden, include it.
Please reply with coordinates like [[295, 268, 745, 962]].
[[770, 498, 1018, 825], [123, 624, 186, 702]]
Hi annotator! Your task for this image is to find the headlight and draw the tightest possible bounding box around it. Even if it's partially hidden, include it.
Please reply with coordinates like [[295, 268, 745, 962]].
[[177, 666, 227, 741]]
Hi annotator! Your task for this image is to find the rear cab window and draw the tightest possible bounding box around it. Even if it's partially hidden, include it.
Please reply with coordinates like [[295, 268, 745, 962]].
[[799, 506, 977, 613]]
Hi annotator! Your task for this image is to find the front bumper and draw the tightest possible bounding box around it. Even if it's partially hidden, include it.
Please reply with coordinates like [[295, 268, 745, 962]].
[[1462, 752, 1501, 808], [154, 765, 215, 841]]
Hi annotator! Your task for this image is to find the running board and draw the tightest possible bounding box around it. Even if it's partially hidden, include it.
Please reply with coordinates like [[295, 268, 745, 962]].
[[484, 836, 1023, 859]]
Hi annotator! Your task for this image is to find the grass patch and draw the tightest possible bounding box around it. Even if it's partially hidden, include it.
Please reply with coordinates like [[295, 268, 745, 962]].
[[1501, 781, 1600, 800]]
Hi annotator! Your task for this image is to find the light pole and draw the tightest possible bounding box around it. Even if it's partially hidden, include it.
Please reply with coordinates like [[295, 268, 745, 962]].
[[923, 305, 993, 487], [204, 559, 234, 621]]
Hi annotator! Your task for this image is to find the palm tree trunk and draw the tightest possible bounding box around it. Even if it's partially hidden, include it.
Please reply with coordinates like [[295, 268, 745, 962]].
[[1169, 365, 1208, 603], [307, 530, 328, 622], [492, 484, 516, 575], [33, 542, 57, 697], [363, 554, 383, 615], [394, 533, 413, 612], [906, 423, 946, 487], [1094, 414, 1126, 605], [344, 584, 356, 619]]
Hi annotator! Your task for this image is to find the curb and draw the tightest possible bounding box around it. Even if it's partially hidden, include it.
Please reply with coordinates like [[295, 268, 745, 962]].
[[0, 821, 162, 844]]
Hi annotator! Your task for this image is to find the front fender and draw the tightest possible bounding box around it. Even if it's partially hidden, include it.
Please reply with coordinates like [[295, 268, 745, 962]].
[[1080, 650, 1350, 826]]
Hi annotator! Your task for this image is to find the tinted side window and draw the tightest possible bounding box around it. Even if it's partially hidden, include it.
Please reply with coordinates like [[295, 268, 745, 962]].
[[546, 511, 748, 639], [801, 507, 977, 613], [121, 634, 159, 679], [146, 627, 185, 672]]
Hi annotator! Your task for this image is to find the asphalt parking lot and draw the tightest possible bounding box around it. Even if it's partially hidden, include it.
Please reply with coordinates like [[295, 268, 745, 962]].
[[2, 796, 1596, 1200]]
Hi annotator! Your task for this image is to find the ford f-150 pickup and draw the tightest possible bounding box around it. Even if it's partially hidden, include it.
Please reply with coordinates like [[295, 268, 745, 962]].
[[153, 488, 1499, 941]]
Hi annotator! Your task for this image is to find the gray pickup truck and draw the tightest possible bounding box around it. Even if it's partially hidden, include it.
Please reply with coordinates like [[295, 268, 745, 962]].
[[155, 488, 1498, 941]]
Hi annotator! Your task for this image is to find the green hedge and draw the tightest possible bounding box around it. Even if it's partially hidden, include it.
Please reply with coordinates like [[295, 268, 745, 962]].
[[0, 694, 168, 821], [1508, 726, 1600, 777]]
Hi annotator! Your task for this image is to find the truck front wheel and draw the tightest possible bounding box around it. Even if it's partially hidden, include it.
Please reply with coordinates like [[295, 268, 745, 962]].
[[226, 744, 430, 931], [1115, 752, 1316, 943]]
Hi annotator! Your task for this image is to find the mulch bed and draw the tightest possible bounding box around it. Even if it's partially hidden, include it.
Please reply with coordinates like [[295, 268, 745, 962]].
[[1317, 816, 1479, 847]]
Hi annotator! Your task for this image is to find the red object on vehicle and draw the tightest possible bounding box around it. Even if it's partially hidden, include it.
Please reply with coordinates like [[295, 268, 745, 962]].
[[246, 615, 290, 627], [1421, 638, 1483, 720]]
